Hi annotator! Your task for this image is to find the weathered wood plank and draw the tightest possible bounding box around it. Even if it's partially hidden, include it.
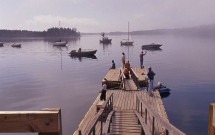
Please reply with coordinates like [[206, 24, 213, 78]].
[[0, 108, 62, 135]]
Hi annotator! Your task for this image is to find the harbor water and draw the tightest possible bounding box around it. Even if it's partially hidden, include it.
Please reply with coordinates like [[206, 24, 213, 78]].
[[0, 35, 215, 135]]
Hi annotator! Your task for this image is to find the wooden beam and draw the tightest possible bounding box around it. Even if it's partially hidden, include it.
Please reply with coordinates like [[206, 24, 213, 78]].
[[209, 103, 215, 135], [0, 108, 62, 135]]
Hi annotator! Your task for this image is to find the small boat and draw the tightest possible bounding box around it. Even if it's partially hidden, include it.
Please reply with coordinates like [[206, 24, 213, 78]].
[[121, 41, 134, 46], [121, 22, 134, 46], [154, 81, 171, 94], [100, 33, 112, 44], [0, 42, 4, 47], [142, 43, 162, 49], [157, 88, 171, 93], [12, 43, 22, 48], [53, 21, 68, 46], [53, 41, 68, 46], [69, 49, 97, 56]]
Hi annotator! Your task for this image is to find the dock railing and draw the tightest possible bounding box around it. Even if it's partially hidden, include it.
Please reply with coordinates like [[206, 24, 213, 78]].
[[136, 94, 186, 135], [209, 103, 215, 135], [130, 68, 140, 90], [120, 68, 126, 90], [78, 92, 113, 135], [0, 108, 62, 135]]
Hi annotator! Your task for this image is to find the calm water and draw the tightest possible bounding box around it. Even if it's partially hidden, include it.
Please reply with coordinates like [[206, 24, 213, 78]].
[[0, 35, 215, 135]]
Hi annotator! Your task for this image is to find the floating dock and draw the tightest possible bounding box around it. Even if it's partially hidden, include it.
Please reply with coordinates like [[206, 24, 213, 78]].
[[74, 68, 185, 135]]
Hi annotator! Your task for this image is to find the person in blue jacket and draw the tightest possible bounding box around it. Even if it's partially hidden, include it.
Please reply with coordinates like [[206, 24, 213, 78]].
[[147, 66, 155, 96]]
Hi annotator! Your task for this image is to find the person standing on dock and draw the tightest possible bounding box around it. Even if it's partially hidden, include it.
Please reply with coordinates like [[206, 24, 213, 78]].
[[147, 67, 155, 96], [125, 60, 131, 72], [122, 52, 125, 68], [100, 78, 107, 101], [140, 51, 147, 68], [110, 60, 116, 69]]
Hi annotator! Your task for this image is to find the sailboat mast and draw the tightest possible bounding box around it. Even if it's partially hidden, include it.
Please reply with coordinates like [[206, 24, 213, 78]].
[[128, 22, 129, 41]]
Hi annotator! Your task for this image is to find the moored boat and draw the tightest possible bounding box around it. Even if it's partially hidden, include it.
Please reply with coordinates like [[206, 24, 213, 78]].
[[100, 33, 112, 44], [154, 81, 171, 94], [53, 41, 68, 46], [121, 41, 134, 46], [69, 48, 97, 56], [142, 43, 162, 49], [12, 43, 22, 48], [121, 22, 134, 46]]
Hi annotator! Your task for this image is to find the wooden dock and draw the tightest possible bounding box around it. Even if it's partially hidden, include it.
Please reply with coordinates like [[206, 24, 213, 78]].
[[74, 68, 185, 135], [104, 68, 148, 89]]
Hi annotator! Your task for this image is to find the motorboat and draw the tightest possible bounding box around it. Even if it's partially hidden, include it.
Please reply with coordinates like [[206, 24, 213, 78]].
[[0, 42, 4, 47], [157, 87, 171, 93], [100, 33, 112, 44], [142, 43, 162, 49], [121, 41, 134, 46], [121, 22, 134, 46], [53, 41, 68, 46], [12, 43, 22, 48], [154, 81, 171, 94], [69, 49, 97, 56]]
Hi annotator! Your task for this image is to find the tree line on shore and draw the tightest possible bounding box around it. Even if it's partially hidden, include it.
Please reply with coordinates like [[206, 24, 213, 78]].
[[0, 27, 80, 38]]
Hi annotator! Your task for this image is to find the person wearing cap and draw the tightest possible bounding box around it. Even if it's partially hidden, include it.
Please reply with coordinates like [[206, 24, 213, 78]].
[[140, 51, 147, 68], [147, 66, 155, 96], [121, 52, 125, 68], [100, 78, 107, 101]]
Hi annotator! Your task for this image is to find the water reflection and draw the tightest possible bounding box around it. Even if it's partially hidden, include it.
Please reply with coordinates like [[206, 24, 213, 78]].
[[101, 43, 112, 52], [70, 55, 97, 62], [160, 92, 171, 99], [142, 48, 162, 51], [53, 45, 68, 51]]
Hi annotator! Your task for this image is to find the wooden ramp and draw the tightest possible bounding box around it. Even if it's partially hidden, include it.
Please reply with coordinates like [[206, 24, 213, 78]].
[[74, 90, 169, 135], [110, 110, 142, 135], [124, 78, 138, 90]]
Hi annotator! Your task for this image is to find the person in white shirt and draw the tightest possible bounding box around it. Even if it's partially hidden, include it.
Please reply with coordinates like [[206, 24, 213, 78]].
[[100, 78, 107, 101], [121, 52, 125, 68]]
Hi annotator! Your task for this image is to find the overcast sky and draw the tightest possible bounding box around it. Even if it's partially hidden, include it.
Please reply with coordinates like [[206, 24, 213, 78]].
[[0, 0, 215, 32]]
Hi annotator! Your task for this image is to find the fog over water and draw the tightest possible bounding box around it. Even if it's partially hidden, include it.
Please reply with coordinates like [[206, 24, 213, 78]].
[[0, 34, 215, 135], [1, 0, 215, 32]]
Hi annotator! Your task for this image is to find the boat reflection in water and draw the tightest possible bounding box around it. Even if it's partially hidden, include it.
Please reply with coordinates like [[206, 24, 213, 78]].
[[160, 92, 171, 99], [53, 45, 68, 51], [70, 55, 97, 62], [142, 48, 162, 52]]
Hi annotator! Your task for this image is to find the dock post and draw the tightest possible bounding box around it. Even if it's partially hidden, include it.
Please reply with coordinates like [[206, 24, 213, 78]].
[[78, 130, 82, 135], [209, 103, 215, 135], [152, 116, 155, 135], [165, 129, 169, 135], [93, 126, 95, 135], [100, 115, 103, 135], [145, 108, 147, 124], [141, 103, 143, 117]]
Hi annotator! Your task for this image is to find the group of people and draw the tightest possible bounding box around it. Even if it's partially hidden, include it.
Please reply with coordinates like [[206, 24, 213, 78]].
[[100, 50, 155, 101]]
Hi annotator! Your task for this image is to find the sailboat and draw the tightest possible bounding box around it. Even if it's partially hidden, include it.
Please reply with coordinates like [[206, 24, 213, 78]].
[[53, 21, 68, 46], [121, 22, 134, 46]]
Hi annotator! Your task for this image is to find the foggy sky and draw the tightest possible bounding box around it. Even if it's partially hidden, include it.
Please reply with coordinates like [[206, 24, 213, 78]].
[[0, 0, 215, 32]]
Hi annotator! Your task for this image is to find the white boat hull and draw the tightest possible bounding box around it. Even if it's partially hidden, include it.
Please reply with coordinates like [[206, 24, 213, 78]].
[[121, 41, 134, 46], [53, 41, 68, 46], [12, 43, 22, 47]]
